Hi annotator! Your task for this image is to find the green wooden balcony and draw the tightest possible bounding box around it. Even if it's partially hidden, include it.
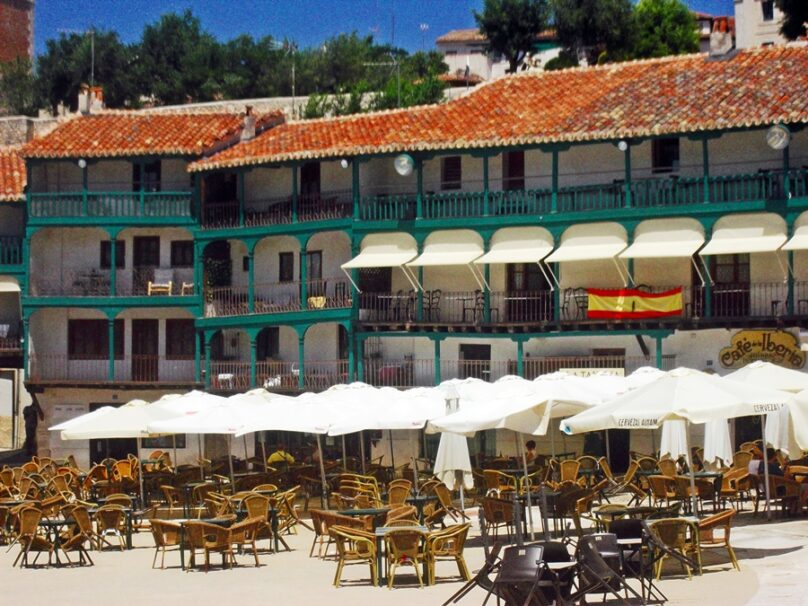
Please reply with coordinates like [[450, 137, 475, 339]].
[[357, 169, 808, 221], [28, 191, 193, 224], [0, 236, 22, 267]]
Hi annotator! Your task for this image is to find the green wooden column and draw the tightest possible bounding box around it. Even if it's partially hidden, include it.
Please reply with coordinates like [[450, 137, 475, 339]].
[[623, 144, 632, 208], [82, 162, 89, 216], [553, 262, 561, 322], [351, 239, 360, 320], [433, 338, 441, 385], [347, 327, 355, 381], [137, 161, 145, 216], [194, 331, 201, 383], [107, 318, 115, 381], [356, 336, 365, 383], [702, 138, 710, 204], [655, 336, 663, 369], [482, 237, 491, 323], [783, 146, 791, 199], [237, 171, 246, 227], [787, 221, 795, 315], [482, 155, 490, 216], [416, 159, 424, 219], [551, 149, 559, 213], [516, 340, 524, 377], [291, 165, 299, 223], [21, 316, 29, 379], [297, 334, 306, 390], [204, 339, 211, 390], [109, 235, 117, 296], [300, 246, 308, 310], [247, 247, 255, 314], [194, 242, 204, 298], [352, 160, 360, 219], [249, 336, 257, 387]]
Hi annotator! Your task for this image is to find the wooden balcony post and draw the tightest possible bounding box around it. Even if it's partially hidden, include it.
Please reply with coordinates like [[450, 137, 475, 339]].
[[516, 339, 524, 377], [551, 149, 559, 213], [416, 158, 424, 219], [107, 318, 115, 381], [300, 246, 308, 310], [356, 336, 365, 383], [82, 161, 89, 216], [783, 146, 791, 199], [291, 165, 299, 223], [702, 138, 710, 203], [237, 171, 246, 227], [552, 263, 561, 322], [247, 247, 255, 314], [655, 336, 663, 370], [249, 336, 257, 388], [352, 160, 360, 219], [21, 316, 29, 379], [297, 334, 306, 390], [204, 338, 211, 390], [623, 144, 632, 208], [433, 338, 441, 385], [347, 327, 355, 382], [787, 221, 795, 315], [109, 235, 117, 296], [482, 237, 491, 323], [194, 331, 201, 383], [482, 155, 490, 216]]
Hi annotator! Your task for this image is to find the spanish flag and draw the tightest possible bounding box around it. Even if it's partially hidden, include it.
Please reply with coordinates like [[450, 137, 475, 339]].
[[587, 287, 683, 319]]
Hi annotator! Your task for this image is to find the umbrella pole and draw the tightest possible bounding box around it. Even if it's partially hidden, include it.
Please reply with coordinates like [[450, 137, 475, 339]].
[[197, 434, 204, 480], [359, 430, 366, 475], [137, 437, 145, 508], [550, 427, 555, 457], [517, 431, 535, 540], [243, 435, 249, 469], [459, 478, 465, 516], [388, 430, 396, 476], [341, 434, 347, 470], [316, 434, 329, 510], [172, 434, 177, 469], [227, 435, 235, 491], [605, 430, 611, 468], [261, 433, 268, 472], [685, 423, 698, 516], [651, 428, 656, 457], [760, 414, 772, 521]]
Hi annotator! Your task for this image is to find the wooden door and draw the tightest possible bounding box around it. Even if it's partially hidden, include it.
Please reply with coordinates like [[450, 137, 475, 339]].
[[132, 319, 159, 381], [133, 236, 161, 295], [506, 262, 551, 322]]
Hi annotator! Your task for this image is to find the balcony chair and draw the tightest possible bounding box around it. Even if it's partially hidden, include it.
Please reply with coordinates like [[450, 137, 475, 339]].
[[425, 289, 442, 321], [147, 269, 174, 296]]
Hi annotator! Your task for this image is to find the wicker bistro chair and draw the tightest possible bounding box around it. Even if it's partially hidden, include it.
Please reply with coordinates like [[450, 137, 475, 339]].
[[149, 519, 182, 569], [433, 482, 468, 522], [13, 507, 55, 568], [386, 504, 419, 525], [648, 475, 679, 507], [481, 497, 516, 540], [425, 523, 472, 585], [645, 517, 701, 579], [658, 458, 678, 477], [242, 493, 272, 541], [330, 525, 378, 587], [61, 506, 95, 566], [94, 504, 127, 551], [184, 521, 235, 572], [482, 470, 518, 496], [229, 517, 263, 567], [388, 483, 412, 507], [385, 527, 428, 589], [698, 509, 740, 571]]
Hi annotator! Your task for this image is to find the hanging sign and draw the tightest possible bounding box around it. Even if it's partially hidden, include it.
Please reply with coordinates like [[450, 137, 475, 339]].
[[719, 330, 805, 369]]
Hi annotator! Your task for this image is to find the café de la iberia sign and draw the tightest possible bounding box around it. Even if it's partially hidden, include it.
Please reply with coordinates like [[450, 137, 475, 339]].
[[719, 330, 805, 369]]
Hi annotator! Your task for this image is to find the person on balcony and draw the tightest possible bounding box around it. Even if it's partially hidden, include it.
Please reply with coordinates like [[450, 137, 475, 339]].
[[268, 444, 295, 466]]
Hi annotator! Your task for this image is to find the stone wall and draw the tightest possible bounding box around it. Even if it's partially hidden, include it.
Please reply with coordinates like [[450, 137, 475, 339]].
[[0, 115, 60, 146]]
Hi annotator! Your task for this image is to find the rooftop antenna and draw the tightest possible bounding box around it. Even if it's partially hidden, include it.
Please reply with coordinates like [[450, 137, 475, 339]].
[[363, 55, 401, 107], [58, 27, 95, 86], [420, 23, 430, 51]]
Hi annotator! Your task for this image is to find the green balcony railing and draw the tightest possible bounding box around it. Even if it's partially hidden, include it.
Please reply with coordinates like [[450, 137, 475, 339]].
[[0, 236, 22, 265], [29, 191, 193, 219], [359, 193, 417, 221]]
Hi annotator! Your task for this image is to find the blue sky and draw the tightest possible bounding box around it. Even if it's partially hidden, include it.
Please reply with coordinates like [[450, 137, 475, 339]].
[[35, 0, 736, 55]]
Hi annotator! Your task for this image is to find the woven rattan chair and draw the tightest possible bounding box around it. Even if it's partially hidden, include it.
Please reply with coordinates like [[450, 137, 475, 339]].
[[425, 523, 471, 585], [149, 519, 182, 569], [13, 507, 54, 567], [698, 509, 740, 571], [230, 517, 263, 567], [646, 518, 701, 579], [330, 525, 378, 587], [184, 521, 234, 572], [95, 504, 127, 551], [62, 506, 95, 566], [385, 527, 427, 588]]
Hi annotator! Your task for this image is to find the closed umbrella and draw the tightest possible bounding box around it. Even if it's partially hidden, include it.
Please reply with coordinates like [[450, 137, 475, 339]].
[[659, 420, 689, 460], [703, 420, 733, 468]]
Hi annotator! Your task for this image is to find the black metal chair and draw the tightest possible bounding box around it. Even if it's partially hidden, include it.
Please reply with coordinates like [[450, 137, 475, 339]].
[[486, 544, 550, 606], [610, 518, 667, 604], [571, 533, 644, 606], [442, 542, 502, 606]]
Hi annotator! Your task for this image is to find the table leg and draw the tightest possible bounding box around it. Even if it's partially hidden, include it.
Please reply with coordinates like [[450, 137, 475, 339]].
[[126, 510, 133, 549], [376, 535, 384, 586], [180, 525, 186, 570]]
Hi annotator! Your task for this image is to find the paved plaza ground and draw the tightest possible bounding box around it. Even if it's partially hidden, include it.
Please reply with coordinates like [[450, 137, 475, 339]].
[[1, 506, 807, 606]]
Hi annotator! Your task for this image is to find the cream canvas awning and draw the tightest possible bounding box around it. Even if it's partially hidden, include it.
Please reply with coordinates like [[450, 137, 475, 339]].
[[407, 230, 484, 267], [474, 226, 554, 265], [783, 211, 808, 251], [699, 213, 787, 255], [619, 218, 705, 259], [0, 277, 20, 292], [545, 222, 627, 263], [341, 232, 418, 269]]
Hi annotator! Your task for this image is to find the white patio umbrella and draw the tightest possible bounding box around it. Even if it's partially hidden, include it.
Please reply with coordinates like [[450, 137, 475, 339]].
[[432, 385, 473, 514], [560, 367, 794, 515], [659, 420, 689, 460], [626, 367, 667, 389], [48, 406, 116, 431], [703, 420, 733, 468]]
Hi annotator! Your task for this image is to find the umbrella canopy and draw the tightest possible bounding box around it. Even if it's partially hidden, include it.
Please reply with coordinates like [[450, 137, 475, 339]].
[[428, 374, 601, 436], [49, 406, 115, 431], [659, 420, 688, 459], [626, 367, 667, 389], [560, 367, 793, 435], [725, 360, 808, 393], [433, 432, 474, 490], [703, 420, 733, 467], [234, 389, 331, 436]]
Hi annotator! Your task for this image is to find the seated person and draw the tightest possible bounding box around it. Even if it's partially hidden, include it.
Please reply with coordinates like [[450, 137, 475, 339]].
[[758, 447, 784, 478], [525, 440, 537, 463], [268, 444, 295, 465]]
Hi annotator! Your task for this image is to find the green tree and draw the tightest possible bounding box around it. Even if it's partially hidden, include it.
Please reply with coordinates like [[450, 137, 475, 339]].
[[776, 0, 808, 40], [552, 0, 634, 65], [135, 10, 223, 105], [473, 0, 551, 73], [36, 30, 137, 112], [630, 0, 699, 59], [0, 57, 38, 116]]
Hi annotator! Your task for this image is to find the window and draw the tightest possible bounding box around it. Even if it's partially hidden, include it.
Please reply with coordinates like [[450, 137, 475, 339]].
[[502, 151, 525, 191], [652, 138, 680, 173], [170, 241, 194, 268], [761, 0, 774, 21], [441, 156, 462, 190], [712, 254, 750, 285], [166, 319, 195, 360], [279, 252, 294, 282], [300, 162, 321, 196], [133, 160, 161, 192], [256, 328, 280, 360], [68, 319, 124, 360], [242, 256, 250, 272], [306, 250, 323, 280], [100, 241, 125, 269]]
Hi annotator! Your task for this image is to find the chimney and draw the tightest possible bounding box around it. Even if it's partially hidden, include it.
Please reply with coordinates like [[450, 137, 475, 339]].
[[241, 105, 256, 142], [77, 84, 105, 114], [709, 17, 735, 57]]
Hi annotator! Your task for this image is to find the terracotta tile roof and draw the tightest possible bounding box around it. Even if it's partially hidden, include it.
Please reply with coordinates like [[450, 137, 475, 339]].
[[0, 147, 25, 202], [436, 27, 556, 44], [191, 45, 808, 172], [21, 110, 284, 160]]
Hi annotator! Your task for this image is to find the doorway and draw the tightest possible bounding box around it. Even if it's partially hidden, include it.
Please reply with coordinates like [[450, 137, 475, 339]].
[[132, 319, 159, 381], [506, 262, 552, 322], [459, 344, 491, 380], [133, 236, 160, 295], [89, 402, 138, 464]]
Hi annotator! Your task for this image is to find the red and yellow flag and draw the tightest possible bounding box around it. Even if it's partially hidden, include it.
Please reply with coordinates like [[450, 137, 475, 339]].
[[587, 287, 683, 319]]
